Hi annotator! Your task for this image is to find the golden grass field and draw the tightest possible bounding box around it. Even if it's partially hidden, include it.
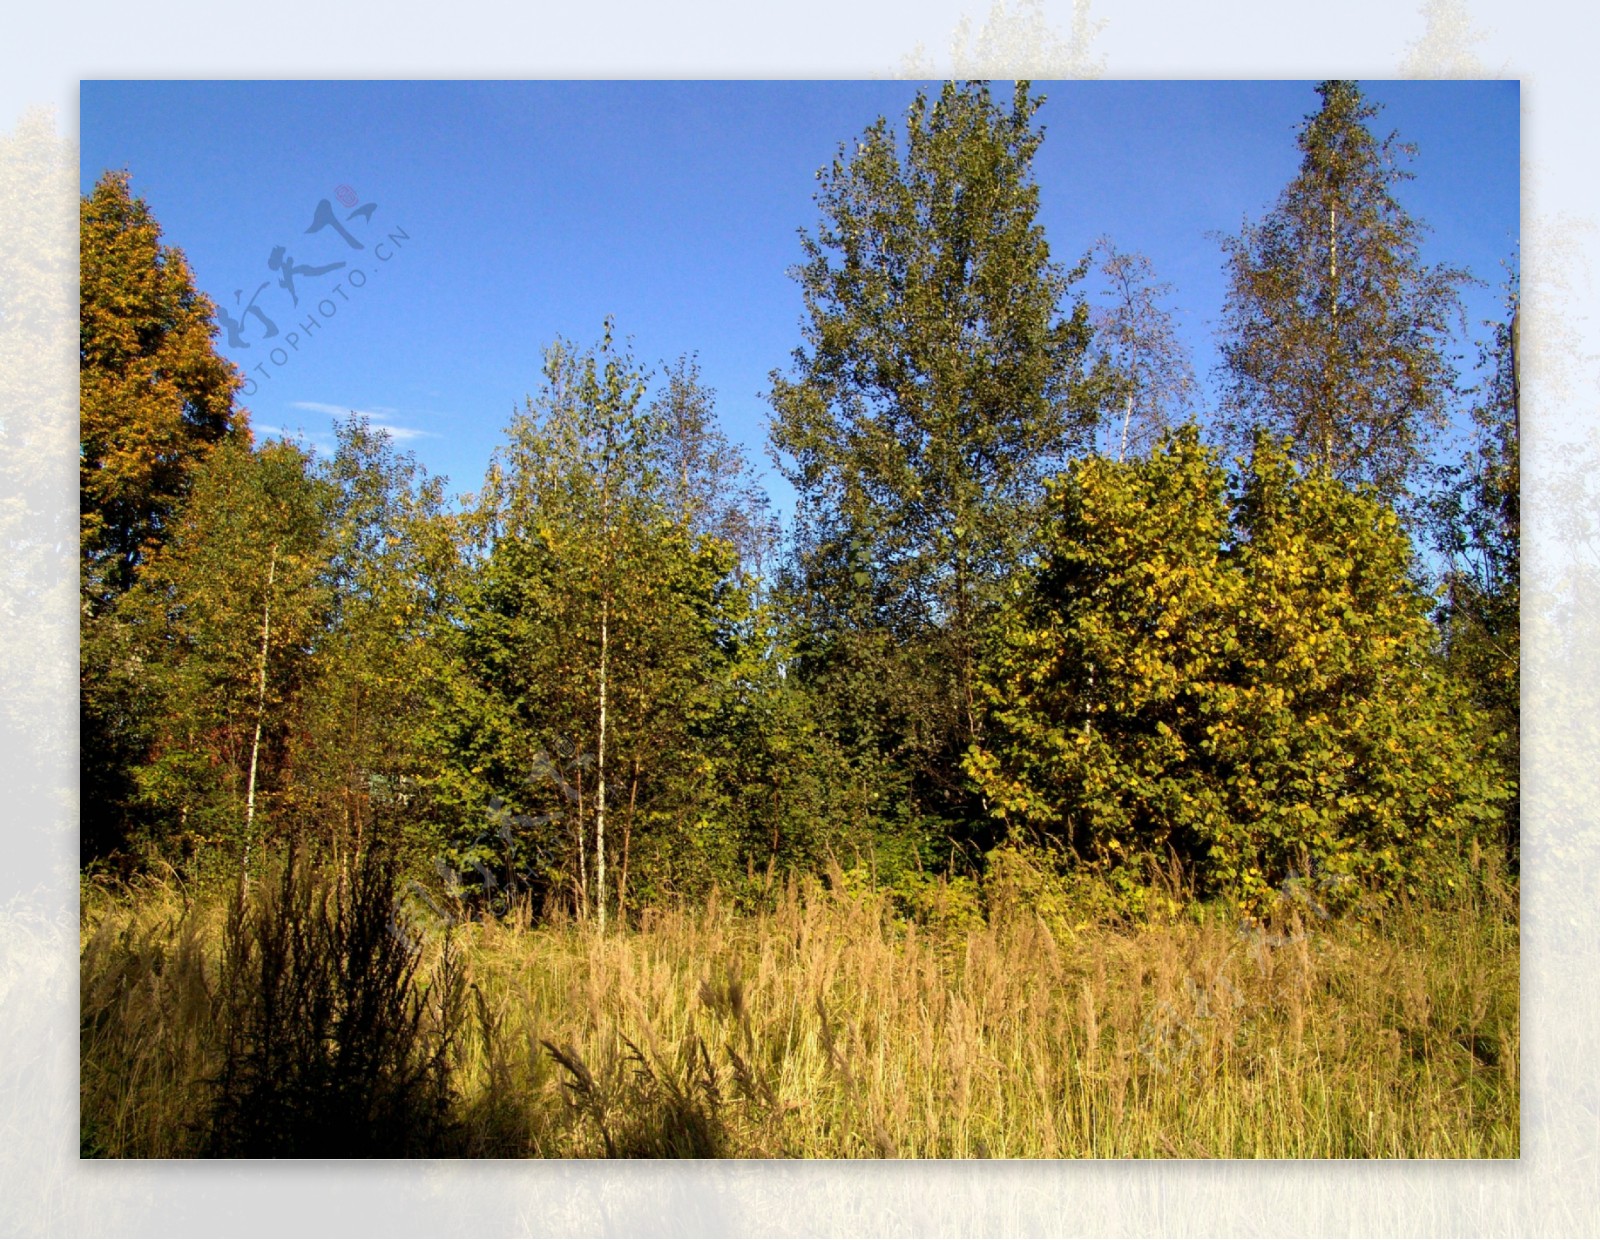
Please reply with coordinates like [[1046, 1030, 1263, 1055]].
[[79, 852, 1518, 1159]]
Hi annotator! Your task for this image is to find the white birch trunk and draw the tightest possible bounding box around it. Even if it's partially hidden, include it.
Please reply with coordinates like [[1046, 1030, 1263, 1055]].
[[243, 543, 278, 890], [1326, 203, 1339, 469]]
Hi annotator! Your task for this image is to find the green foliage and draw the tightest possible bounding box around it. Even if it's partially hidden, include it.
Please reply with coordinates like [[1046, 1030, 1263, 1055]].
[[115, 438, 329, 873], [1428, 268, 1520, 867], [293, 416, 456, 865], [77, 87, 1512, 950], [769, 80, 1100, 858], [696, 643, 865, 895], [968, 428, 1504, 907], [1216, 81, 1468, 508], [888, 868, 986, 939], [431, 326, 763, 917]]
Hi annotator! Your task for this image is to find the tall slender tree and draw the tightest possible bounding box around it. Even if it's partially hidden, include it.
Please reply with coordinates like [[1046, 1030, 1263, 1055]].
[[768, 79, 1100, 855], [1215, 80, 1468, 507], [118, 438, 328, 877], [294, 415, 454, 871], [438, 326, 755, 924]]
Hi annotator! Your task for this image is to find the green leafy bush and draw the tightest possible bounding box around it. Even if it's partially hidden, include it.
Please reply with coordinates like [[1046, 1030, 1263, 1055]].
[[967, 429, 1504, 908]]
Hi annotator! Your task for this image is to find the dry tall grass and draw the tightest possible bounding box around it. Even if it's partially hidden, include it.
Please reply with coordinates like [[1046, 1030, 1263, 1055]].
[[80, 854, 1518, 1159]]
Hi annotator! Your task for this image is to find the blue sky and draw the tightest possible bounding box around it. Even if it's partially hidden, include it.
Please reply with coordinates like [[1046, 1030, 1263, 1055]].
[[80, 79, 1519, 518]]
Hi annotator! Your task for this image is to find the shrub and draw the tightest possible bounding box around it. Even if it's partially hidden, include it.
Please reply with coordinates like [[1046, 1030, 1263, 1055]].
[[966, 429, 1504, 908], [205, 847, 463, 1155]]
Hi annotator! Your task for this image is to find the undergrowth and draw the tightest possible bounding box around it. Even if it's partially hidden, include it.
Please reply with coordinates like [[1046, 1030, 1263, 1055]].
[[80, 846, 1518, 1158]]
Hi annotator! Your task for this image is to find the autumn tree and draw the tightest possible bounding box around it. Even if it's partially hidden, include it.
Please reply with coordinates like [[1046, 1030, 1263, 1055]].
[[967, 429, 1503, 909], [80, 169, 249, 861], [80, 170, 247, 609], [1215, 80, 1468, 507], [768, 79, 1100, 858]]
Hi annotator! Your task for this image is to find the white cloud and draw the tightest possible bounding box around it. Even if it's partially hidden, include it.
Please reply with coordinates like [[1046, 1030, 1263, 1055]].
[[289, 399, 393, 419], [254, 423, 337, 454], [287, 401, 439, 441], [370, 422, 437, 442]]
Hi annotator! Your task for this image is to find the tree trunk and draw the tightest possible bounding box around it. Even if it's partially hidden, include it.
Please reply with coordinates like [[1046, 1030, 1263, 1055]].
[[619, 756, 639, 926], [242, 543, 278, 891], [596, 597, 609, 934], [1324, 202, 1339, 470], [574, 765, 588, 918], [954, 537, 978, 744]]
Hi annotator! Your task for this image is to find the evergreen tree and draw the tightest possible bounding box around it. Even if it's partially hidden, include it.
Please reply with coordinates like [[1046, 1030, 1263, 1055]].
[[1215, 81, 1468, 508]]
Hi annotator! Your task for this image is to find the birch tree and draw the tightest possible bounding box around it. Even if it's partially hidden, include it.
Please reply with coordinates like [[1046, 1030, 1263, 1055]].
[[1215, 80, 1468, 506], [1088, 238, 1197, 461], [441, 325, 754, 924], [121, 438, 328, 877]]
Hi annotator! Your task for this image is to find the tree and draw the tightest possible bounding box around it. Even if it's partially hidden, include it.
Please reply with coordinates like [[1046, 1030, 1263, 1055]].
[[434, 326, 757, 924], [1429, 265, 1519, 867], [293, 415, 455, 872], [1215, 81, 1468, 507], [768, 79, 1100, 855], [967, 428, 1503, 909], [80, 170, 247, 609], [118, 439, 329, 879], [80, 169, 249, 862], [652, 353, 775, 575], [1087, 237, 1197, 461]]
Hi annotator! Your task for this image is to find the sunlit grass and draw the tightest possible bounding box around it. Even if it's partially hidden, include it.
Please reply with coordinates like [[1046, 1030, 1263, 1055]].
[[79, 855, 1518, 1159]]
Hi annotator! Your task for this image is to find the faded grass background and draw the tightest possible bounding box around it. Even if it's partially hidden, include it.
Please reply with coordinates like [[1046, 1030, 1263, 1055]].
[[4, 0, 1594, 1232]]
